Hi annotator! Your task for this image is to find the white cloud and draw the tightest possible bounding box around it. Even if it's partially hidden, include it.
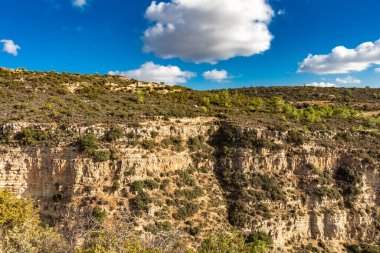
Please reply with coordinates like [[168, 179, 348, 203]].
[[277, 9, 286, 15], [0, 39, 20, 56], [305, 82, 337, 88], [298, 39, 380, 74], [336, 76, 361, 84], [202, 69, 230, 82], [108, 62, 195, 85], [72, 0, 87, 8], [375, 68, 380, 73], [143, 0, 274, 64]]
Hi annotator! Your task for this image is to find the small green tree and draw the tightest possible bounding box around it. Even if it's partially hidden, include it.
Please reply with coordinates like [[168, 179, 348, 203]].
[[105, 127, 123, 142], [219, 90, 232, 108], [0, 190, 69, 252], [249, 97, 265, 111], [201, 97, 211, 107], [0, 190, 38, 228], [269, 96, 285, 113], [135, 92, 145, 104]]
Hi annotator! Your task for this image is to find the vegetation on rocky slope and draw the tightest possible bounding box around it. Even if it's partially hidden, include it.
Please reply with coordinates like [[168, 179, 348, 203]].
[[1, 68, 379, 130], [0, 68, 380, 252], [0, 190, 273, 253]]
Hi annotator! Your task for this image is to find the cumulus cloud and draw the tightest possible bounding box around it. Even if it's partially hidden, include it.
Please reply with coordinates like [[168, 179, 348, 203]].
[[336, 76, 361, 84], [298, 39, 380, 74], [108, 62, 195, 85], [143, 0, 274, 64], [0, 39, 20, 56], [72, 0, 87, 8], [202, 69, 230, 82], [305, 82, 337, 88]]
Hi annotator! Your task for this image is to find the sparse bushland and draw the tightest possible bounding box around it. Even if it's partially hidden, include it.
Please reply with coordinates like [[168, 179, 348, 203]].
[[1, 68, 379, 130], [0, 190, 273, 253]]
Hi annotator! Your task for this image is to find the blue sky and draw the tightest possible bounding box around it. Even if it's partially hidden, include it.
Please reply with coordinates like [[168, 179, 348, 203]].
[[1, 0, 380, 89]]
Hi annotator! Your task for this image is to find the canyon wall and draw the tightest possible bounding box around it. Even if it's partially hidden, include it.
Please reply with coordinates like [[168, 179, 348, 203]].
[[0, 118, 379, 252]]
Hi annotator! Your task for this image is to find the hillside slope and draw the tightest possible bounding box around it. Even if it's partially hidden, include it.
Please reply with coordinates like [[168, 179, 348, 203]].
[[0, 68, 379, 252]]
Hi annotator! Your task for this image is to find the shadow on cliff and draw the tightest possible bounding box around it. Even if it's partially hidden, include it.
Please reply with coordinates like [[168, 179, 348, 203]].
[[207, 120, 254, 228], [23, 145, 78, 218]]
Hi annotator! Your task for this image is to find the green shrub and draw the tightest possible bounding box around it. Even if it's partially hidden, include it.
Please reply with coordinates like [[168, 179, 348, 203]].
[[111, 180, 120, 192], [248, 97, 265, 111], [176, 170, 196, 187], [130, 192, 152, 214], [78, 133, 98, 153], [110, 149, 118, 160], [141, 140, 157, 150], [105, 127, 123, 142], [0, 190, 38, 228], [335, 165, 361, 185], [245, 231, 273, 248], [186, 225, 201, 236], [228, 200, 250, 228], [91, 150, 110, 162], [144, 221, 172, 234], [150, 130, 159, 138], [175, 186, 204, 201], [312, 186, 341, 199], [188, 135, 206, 151], [160, 179, 170, 191], [222, 145, 232, 155], [0, 130, 13, 143], [131, 181, 146, 193], [305, 163, 322, 175], [160, 136, 184, 151], [15, 128, 49, 145], [335, 165, 362, 198], [201, 97, 211, 107], [172, 202, 199, 220], [252, 139, 271, 150], [126, 131, 137, 139], [219, 90, 232, 108], [251, 174, 285, 201], [286, 130, 304, 145], [269, 96, 285, 113], [135, 92, 145, 103], [130, 179, 160, 193], [143, 180, 160, 190], [92, 207, 107, 223]]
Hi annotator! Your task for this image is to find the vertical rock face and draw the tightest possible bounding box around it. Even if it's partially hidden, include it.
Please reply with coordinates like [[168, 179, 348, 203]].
[[212, 122, 379, 251], [0, 118, 379, 251]]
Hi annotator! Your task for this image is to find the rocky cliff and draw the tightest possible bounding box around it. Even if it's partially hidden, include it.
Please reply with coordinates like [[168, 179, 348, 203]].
[[0, 117, 379, 252]]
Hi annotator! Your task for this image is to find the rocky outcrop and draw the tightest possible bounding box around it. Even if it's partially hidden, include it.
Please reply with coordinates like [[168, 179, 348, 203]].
[[0, 118, 379, 252]]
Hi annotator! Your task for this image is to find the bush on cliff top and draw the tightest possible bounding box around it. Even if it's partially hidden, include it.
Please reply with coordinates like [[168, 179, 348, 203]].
[[14, 128, 49, 145], [78, 133, 98, 153]]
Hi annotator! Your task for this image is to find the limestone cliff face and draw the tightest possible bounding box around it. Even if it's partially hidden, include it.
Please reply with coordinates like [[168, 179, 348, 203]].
[[0, 118, 379, 252], [214, 123, 380, 252]]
